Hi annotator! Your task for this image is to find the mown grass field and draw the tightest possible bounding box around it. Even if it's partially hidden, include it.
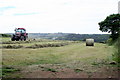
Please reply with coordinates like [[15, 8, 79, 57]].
[[1, 37, 118, 78]]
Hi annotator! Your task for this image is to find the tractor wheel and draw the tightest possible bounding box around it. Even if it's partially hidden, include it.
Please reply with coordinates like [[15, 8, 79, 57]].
[[20, 36, 24, 41], [11, 35, 15, 41], [16, 39, 19, 41], [11, 37, 15, 41], [24, 37, 26, 41], [11, 36, 15, 41]]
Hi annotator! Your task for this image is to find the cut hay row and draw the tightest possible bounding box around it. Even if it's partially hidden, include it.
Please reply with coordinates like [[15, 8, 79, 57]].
[[1, 45, 24, 49], [1, 42, 70, 49], [0, 39, 54, 44], [1, 39, 74, 44], [26, 43, 69, 49], [1, 40, 43, 44], [1, 41, 31, 44]]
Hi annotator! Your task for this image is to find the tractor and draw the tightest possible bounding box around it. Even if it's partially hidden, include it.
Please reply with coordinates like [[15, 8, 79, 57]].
[[11, 28, 28, 41]]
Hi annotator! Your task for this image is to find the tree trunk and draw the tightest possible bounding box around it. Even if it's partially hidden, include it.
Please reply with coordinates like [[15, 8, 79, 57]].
[[111, 28, 116, 41]]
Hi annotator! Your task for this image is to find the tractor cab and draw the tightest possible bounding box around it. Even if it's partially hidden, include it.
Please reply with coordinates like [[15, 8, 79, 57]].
[[11, 28, 28, 41], [15, 28, 26, 34]]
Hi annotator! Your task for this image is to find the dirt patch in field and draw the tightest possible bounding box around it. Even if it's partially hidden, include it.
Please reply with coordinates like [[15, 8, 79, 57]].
[[23, 68, 88, 78], [15, 64, 118, 78]]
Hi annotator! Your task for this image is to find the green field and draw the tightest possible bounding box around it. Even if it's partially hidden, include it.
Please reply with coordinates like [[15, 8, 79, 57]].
[[1, 38, 118, 78]]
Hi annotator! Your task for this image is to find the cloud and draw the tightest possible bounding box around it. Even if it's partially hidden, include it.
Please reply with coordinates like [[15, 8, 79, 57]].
[[0, 6, 16, 15], [0, 0, 119, 33], [13, 12, 40, 16], [0, 6, 15, 11]]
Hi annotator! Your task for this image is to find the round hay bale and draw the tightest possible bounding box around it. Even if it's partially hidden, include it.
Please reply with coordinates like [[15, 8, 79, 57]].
[[86, 39, 94, 46]]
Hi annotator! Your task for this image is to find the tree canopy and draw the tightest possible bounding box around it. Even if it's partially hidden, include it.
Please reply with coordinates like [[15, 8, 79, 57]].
[[98, 14, 120, 40]]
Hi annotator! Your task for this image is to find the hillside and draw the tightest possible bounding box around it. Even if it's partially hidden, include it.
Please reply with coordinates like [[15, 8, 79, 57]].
[[5, 33, 110, 42], [56, 34, 110, 42]]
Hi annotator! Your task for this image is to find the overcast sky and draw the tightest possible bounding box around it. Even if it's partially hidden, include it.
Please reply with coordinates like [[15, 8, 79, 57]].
[[0, 0, 119, 33]]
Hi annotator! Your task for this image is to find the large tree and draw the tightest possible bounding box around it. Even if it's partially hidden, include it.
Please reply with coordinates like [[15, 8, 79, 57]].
[[98, 14, 120, 41]]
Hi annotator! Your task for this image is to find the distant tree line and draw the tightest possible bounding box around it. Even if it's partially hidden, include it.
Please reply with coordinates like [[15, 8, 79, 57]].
[[56, 34, 110, 42], [28, 33, 71, 39], [0, 34, 11, 37]]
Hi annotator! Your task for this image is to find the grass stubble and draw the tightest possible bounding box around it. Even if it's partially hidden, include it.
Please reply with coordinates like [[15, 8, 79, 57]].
[[1, 38, 117, 78]]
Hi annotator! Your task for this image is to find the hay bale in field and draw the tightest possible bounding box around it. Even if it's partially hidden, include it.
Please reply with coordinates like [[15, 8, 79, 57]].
[[86, 39, 94, 46]]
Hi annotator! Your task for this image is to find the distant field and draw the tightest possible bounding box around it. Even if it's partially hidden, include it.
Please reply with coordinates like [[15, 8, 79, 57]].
[[1, 38, 118, 78]]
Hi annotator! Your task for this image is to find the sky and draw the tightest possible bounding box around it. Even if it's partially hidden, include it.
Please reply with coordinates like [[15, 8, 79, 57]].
[[0, 0, 119, 34]]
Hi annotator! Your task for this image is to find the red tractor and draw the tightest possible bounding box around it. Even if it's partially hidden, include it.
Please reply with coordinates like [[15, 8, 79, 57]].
[[11, 28, 28, 41]]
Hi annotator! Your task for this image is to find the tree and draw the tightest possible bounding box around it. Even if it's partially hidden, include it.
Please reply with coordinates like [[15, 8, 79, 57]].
[[98, 14, 120, 41]]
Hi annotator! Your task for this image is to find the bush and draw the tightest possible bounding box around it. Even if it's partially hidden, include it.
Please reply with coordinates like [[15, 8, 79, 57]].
[[111, 35, 120, 65], [0, 34, 11, 37], [106, 38, 118, 46], [107, 38, 112, 45]]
